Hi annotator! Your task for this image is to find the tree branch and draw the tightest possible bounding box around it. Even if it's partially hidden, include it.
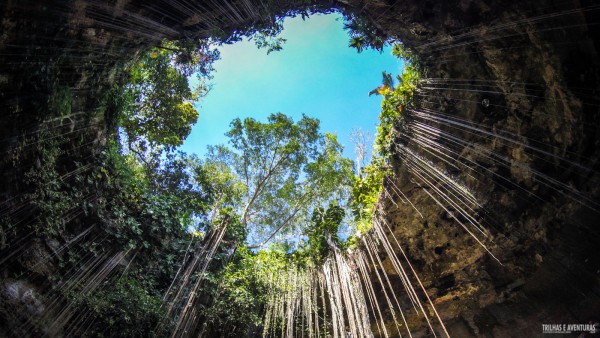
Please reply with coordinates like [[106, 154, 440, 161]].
[[246, 177, 323, 249]]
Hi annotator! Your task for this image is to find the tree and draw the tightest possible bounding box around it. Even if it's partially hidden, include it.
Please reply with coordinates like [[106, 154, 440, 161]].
[[120, 41, 218, 152], [208, 113, 354, 248], [304, 204, 345, 263], [344, 13, 387, 53], [349, 128, 373, 176]]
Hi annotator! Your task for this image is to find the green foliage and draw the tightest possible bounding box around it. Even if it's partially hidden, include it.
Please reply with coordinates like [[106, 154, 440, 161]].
[[345, 158, 389, 249], [50, 138, 223, 335], [23, 133, 69, 236], [73, 277, 165, 338], [344, 13, 388, 53], [351, 159, 387, 221], [373, 48, 421, 158], [392, 42, 420, 65], [197, 155, 246, 209], [1, 4, 420, 337], [4, 15, 422, 337], [120, 41, 217, 151], [303, 204, 344, 263], [200, 246, 269, 336], [49, 86, 73, 117], [345, 43, 421, 248], [101, 142, 211, 251], [207, 0, 336, 51], [11, 74, 220, 333], [17, 85, 89, 237], [210, 113, 354, 248], [249, 24, 287, 54]]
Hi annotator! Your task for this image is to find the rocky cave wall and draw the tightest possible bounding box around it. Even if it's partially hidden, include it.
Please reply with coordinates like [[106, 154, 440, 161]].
[[353, 0, 600, 336], [1, 0, 599, 337]]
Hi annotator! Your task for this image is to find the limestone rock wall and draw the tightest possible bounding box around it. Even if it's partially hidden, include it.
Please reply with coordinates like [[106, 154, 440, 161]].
[[351, 0, 600, 335]]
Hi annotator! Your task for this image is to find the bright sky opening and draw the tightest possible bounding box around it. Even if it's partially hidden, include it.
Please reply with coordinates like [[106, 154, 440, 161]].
[[180, 13, 404, 160]]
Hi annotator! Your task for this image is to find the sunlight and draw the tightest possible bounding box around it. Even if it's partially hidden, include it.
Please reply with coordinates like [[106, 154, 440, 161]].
[[182, 13, 403, 159]]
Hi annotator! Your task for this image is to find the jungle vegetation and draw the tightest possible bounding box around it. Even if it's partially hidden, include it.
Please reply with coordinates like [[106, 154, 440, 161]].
[[2, 10, 420, 337]]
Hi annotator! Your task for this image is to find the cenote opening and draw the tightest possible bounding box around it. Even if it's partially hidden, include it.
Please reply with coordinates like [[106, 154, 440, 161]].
[[1, 1, 599, 337]]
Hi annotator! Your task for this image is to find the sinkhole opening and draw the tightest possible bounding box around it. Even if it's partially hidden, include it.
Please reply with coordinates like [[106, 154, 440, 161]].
[[117, 12, 407, 251]]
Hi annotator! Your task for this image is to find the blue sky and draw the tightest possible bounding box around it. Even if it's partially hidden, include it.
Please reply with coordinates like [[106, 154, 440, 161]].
[[180, 13, 403, 161]]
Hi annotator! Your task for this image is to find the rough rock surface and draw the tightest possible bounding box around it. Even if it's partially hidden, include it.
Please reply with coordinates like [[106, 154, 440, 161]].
[[353, 0, 600, 336]]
